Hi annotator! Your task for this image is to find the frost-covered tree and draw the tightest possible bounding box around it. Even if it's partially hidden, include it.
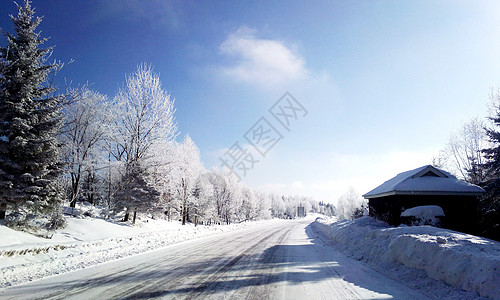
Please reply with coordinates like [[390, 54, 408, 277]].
[[192, 173, 215, 225], [267, 193, 317, 219], [172, 135, 202, 225], [318, 201, 335, 216], [113, 161, 159, 224], [102, 159, 125, 212], [435, 118, 488, 184], [256, 192, 271, 219], [110, 64, 177, 164], [148, 141, 177, 220], [239, 186, 257, 221], [335, 187, 367, 220], [110, 65, 177, 223], [270, 194, 285, 218], [61, 88, 109, 208], [0, 1, 65, 230], [205, 171, 236, 224]]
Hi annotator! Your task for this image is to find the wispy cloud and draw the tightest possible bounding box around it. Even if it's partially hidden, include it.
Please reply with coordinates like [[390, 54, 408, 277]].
[[219, 27, 309, 88]]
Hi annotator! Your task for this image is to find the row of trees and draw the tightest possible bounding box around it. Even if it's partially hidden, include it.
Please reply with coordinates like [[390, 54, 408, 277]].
[[0, 1, 322, 234], [433, 89, 500, 240], [58, 58, 321, 227], [318, 187, 367, 221]]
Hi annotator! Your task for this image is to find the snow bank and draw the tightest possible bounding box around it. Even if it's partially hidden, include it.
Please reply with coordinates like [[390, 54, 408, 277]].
[[312, 216, 500, 299], [0, 217, 267, 287]]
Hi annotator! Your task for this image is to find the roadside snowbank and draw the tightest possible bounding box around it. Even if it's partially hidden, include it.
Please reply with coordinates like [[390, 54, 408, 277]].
[[312, 216, 500, 299], [0, 217, 270, 287]]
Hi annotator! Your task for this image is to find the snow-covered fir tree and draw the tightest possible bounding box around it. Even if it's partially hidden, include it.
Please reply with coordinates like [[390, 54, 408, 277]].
[[483, 106, 500, 178], [478, 91, 500, 240], [0, 1, 65, 231], [113, 161, 160, 224]]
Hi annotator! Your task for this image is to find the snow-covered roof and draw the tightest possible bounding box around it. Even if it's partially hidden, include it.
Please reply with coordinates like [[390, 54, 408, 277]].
[[363, 165, 485, 199]]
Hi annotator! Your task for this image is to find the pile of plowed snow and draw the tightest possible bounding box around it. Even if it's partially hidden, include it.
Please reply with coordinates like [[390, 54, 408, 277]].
[[312, 216, 500, 299]]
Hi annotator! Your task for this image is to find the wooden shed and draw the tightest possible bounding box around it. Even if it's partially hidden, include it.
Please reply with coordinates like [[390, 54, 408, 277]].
[[363, 165, 485, 233]]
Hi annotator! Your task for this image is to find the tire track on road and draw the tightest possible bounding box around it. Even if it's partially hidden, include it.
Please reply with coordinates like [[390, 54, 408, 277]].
[[114, 222, 293, 299]]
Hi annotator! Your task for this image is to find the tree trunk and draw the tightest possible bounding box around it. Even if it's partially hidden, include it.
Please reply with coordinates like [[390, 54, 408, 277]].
[[132, 208, 137, 224], [107, 153, 112, 209], [182, 205, 186, 225], [0, 203, 6, 220], [123, 212, 129, 222], [69, 185, 78, 208], [88, 192, 94, 205], [70, 170, 81, 208], [182, 195, 187, 225]]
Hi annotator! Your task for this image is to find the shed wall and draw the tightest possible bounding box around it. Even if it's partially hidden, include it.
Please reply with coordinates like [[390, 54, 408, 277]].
[[368, 195, 478, 233]]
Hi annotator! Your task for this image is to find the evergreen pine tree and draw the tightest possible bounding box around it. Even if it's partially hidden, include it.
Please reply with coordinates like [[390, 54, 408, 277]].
[[113, 162, 160, 224], [0, 1, 65, 231], [480, 102, 500, 240], [483, 110, 500, 178]]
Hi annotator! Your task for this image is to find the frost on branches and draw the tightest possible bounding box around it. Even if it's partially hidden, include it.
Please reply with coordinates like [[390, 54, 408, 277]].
[[109, 64, 177, 223], [172, 135, 203, 225], [0, 1, 65, 232], [0, 2, 336, 231], [335, 187, 368, 220], [61, 88, 110, 209]]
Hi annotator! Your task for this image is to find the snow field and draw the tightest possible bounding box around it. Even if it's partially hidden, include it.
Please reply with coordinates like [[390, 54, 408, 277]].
[[0, 217, 267, 288], [312, 216, 500, 299]]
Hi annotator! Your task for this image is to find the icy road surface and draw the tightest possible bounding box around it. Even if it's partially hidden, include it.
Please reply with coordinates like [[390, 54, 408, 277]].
[[0, 219, 429, 299]]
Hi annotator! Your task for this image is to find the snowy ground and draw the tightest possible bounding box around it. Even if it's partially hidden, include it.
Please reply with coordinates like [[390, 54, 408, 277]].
[[0, 215, 262, 288], [312, 216, 500, 299], [1, 214, 498, 299], [1, 217, 435, 299]]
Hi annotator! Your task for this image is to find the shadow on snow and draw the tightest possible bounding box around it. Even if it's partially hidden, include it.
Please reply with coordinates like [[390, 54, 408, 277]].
[[15, 223, 397, 299]]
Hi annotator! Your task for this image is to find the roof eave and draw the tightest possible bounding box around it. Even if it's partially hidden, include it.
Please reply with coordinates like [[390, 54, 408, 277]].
[[363, 190, 484, 199]]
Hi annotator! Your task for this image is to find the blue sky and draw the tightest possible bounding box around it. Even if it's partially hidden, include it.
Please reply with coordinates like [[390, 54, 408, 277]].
[[2, 0, 500, 203]]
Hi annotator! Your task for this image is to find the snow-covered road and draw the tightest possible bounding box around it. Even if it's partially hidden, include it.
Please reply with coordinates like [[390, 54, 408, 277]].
[[0, 219, 429, 299]]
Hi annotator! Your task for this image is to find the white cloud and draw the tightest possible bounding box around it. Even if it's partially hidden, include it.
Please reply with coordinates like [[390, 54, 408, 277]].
[[219, 27, 309, 88]]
